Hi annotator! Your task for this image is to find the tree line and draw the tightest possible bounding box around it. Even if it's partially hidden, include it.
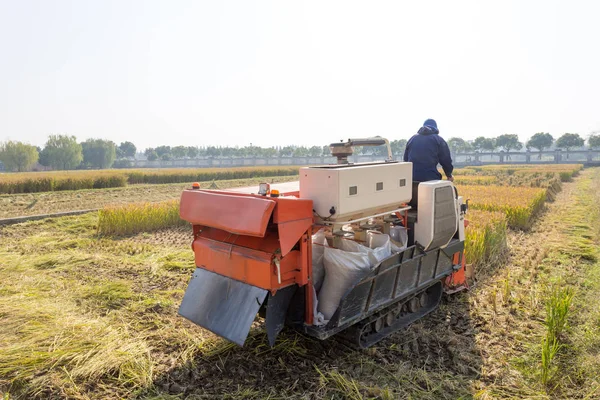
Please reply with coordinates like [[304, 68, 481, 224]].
[[447, 132, 600, 156], [0, 135, 136, 172], [142, 139, 409, 161], [1, 132, 599, 172]]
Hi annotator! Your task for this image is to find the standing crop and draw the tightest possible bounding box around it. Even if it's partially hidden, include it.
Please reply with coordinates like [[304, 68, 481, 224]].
[[464, 209, 507, 268], [457, 185, 547, 229], [98, 200, 186, 236]]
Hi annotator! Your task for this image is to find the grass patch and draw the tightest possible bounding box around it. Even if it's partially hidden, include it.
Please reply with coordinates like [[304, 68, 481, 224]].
[[540, 285, 574, 386]]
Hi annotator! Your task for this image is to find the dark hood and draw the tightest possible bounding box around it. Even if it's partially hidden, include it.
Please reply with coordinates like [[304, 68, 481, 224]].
[[417, 126, 439, 136]]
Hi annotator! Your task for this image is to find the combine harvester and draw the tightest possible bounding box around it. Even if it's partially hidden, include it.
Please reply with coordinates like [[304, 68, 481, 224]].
[[178, 138, 469, 348]]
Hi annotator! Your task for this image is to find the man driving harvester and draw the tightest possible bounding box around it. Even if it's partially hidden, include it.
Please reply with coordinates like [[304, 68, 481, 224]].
[[403, 119, 454, 207]]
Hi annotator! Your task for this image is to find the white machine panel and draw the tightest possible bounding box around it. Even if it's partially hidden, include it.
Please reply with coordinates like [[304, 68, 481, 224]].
[[299, 162, 413, 221], [414, 181, 458, 250]]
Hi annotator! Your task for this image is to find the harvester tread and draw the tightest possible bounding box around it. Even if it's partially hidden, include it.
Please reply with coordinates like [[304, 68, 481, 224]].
[[336, 282, 443, 349]]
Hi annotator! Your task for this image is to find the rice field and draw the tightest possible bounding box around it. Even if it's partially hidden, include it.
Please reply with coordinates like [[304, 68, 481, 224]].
[[2, 164, 599, 400], [453, 175, 498, 185], [458, 185, 547, 229], [93, 164, 574, 240], [463, 209, 507, 269], [0, 175, 299, 219], [0, 166, 300, 194], [98, 200, 185, 236]]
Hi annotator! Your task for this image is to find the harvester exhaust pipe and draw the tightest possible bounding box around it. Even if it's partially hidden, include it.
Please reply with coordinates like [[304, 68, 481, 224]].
[[329, 136, 393, 164]]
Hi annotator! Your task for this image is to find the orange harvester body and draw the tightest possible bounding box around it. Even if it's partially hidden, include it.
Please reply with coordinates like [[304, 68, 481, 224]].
[[178, 186, 469, 347], [179, 189, 317, 327]]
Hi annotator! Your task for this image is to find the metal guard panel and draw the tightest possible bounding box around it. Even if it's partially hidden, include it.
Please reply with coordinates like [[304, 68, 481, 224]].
[[180, 190, 276, 237], [179, 268, 268, 346], [332, 240, 463, 326], [193, 237, 274, 290]]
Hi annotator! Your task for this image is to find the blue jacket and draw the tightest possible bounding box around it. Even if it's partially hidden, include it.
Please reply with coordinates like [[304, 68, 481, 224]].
[[403, 126, 453, 182]]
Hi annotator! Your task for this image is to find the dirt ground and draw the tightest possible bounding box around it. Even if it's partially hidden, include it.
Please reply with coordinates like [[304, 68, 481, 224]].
[[1, 169, 599, 399]]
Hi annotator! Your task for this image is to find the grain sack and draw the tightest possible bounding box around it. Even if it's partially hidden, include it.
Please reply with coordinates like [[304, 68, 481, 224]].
[[318, 244, 371, 320], [365, 232, 392, 265], [311, 229, 328, 292], [389, 226, 408, 253]]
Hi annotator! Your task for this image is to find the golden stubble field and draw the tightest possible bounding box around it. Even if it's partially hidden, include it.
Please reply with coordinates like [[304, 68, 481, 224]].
[[1, 164, 599, 399]]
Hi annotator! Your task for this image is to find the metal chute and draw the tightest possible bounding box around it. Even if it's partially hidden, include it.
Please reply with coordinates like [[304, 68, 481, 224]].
[[179, 268, 268, 346]]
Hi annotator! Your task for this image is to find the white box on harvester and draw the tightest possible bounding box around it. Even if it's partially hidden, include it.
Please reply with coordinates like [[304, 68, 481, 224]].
[[299, 162, 413, 222]]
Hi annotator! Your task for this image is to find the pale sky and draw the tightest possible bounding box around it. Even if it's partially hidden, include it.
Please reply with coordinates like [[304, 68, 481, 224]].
[[1, 0, 598, 151]]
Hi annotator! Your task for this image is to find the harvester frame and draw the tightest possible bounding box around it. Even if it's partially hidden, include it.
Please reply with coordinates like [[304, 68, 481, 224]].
[[177, 138, 468, 349]]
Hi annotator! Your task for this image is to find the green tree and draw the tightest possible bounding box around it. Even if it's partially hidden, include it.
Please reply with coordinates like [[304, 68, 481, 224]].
[[263, 147, 277, 157], [171, 146, 187, 159], [556, 133, 584, 159], [0, 141, 39, 172], [526, 132, 554, 159], [37, 146, 50, 167], [81, 139, 116, 169], [447, 137, 471, 153], [186, 146, 199, 158], [495, 134, 523, 152], [308, 146, 322, 157], [371, 145, 388, 156], [280, 146, 294, 157], [160, 153, 172, 161], [322, 145, 331, 156], [155, 145, 171, 157], [245, 145, 261, 157], [147, 151, 159, 161], [390, 139, 407, 156], [292, 146, 309, 157], [205, 146, 221, 157], [221, 147, 236, 157], [588, 133, 600, 149], [44, 135, 83, 170], [495, 134, 523, 160], [118, 141, 136, 158], [472, 136, 496, 152]]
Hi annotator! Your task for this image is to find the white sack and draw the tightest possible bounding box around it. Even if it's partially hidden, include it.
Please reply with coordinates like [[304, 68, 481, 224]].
[[311, 285, 328, 326], [389, 226, 408, 253], [366, 232, 392, 265], [311, 229, 328, 292], [318, 245, 371, 320]]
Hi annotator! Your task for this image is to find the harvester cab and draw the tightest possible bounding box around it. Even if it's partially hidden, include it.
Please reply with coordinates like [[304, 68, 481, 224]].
[[178, 138, 469, 348]]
